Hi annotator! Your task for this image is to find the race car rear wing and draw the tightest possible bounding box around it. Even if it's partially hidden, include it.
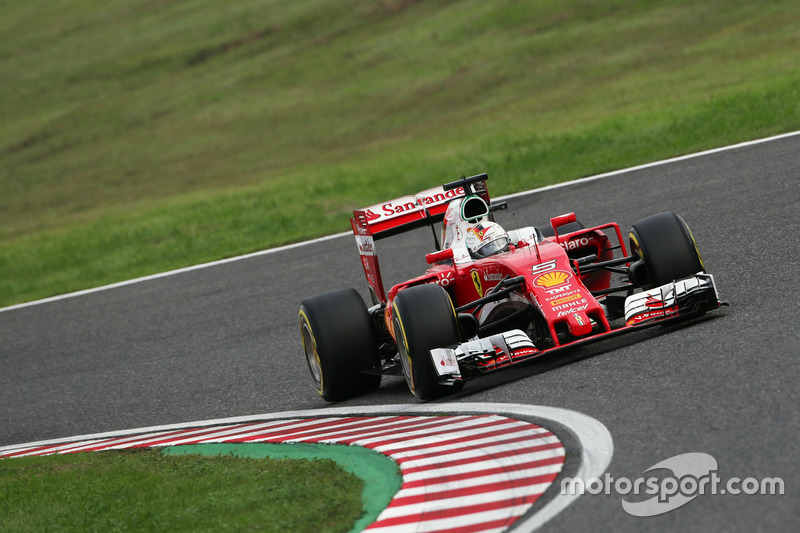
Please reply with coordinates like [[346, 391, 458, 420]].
[[350, 173, 492, 303], [353, 173, 491, 239]]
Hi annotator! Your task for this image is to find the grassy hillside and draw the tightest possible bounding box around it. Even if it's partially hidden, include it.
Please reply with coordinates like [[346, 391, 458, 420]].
[[2, 0, 799, 306]]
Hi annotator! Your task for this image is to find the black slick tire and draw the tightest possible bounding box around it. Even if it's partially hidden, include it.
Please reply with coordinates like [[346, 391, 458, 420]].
[[299, 289, 380, 401], [392, 284, 462, 400], [629, 212, 706, 288]]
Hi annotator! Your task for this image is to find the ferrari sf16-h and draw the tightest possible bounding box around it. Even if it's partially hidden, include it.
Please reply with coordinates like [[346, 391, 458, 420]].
[[299, 173, 723, 400]]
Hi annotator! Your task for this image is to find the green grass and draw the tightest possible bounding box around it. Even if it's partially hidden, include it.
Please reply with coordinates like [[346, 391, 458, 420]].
[[0, 449, 363, 532], [2, 0, 800, 306]]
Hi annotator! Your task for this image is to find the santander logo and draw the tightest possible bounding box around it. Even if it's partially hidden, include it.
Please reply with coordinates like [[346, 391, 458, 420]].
[[363, 210, 381, 221], [362, 186, 466, 222]]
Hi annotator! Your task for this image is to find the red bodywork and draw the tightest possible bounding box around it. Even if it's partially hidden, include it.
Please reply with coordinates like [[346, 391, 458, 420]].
[[350, 181, 631, 360], [383, 225, 625, 348]]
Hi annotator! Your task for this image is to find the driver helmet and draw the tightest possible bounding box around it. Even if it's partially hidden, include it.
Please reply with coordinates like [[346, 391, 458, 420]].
[[465, 221, 510, 259]]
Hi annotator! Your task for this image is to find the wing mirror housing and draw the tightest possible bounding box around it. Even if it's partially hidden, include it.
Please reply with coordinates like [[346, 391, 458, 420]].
[[425, 247, 454, 264], [550, 212, 577, 230]]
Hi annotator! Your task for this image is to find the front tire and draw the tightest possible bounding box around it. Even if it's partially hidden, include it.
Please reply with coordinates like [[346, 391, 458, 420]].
[[392, 284, 462, 400], [299, 289, 381, 401], [629, 212, 705, 288]]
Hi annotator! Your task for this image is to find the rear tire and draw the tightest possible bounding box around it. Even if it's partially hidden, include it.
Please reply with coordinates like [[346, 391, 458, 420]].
[[392, 284, 463, 400], [299, 289, 381, 401], [629, 212, 705, 288]]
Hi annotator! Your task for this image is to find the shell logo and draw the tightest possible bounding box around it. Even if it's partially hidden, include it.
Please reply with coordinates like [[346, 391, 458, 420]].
[[535, 271, 570, 288]]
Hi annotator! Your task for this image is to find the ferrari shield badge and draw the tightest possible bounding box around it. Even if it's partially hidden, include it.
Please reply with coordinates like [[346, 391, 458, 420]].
[[471, 270, 483, 297]]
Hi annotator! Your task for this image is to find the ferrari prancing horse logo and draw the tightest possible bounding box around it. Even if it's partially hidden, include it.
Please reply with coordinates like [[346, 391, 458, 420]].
[[471, 270, 483, 297]]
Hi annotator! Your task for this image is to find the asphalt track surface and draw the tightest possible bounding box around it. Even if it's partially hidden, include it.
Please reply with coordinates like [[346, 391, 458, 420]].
[[2, 134, 798, 531]]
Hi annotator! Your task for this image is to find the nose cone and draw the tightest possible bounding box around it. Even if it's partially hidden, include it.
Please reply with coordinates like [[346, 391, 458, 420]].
[[565, 310, 593, 337]]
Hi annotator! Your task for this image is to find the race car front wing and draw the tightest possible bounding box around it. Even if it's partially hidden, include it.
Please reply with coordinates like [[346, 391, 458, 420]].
[[623, 272, 721, 326], [427, 273, 723, 384]]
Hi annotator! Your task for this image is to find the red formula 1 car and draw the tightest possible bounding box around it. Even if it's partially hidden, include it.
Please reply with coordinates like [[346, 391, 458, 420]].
[[299, 173, 723, 400]]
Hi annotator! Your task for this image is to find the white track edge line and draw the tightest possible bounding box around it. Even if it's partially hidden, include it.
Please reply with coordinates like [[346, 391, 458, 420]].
[[4, 129, 796, 314], [496, 130, 800, 201], [0, 232, 349, 313], [0, 402, 612, 532]]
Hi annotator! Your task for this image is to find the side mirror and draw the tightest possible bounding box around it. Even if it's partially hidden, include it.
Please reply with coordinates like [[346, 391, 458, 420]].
[[550, 212, 577, 230], [425, 247, 454, 264]]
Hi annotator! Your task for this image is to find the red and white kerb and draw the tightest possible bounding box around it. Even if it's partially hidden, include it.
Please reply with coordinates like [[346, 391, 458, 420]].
[[1, 414, 565, 533]]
